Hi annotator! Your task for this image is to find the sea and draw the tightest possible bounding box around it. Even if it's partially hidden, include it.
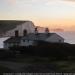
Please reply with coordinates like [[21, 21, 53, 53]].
[[0, 31, 75, 48], [56, 31, 75, 44]]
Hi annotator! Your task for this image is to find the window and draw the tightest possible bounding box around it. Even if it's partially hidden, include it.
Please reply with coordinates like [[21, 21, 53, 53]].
[[59, 40, 61, 42], [23, 29, 27, 36], [15, 30, 19, 37], [23, 39, 25, 42]]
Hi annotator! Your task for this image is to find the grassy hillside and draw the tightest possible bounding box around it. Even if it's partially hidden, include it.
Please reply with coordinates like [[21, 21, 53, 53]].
[[0, 43, 75, 72], [0, 20, 26, 33]]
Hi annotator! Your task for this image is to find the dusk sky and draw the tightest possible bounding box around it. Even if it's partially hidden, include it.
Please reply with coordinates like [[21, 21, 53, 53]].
[[0, 0, 75, 31]]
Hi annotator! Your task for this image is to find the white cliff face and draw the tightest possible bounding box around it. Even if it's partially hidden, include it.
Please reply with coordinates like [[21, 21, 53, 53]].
[[2, 21, 35, 37]]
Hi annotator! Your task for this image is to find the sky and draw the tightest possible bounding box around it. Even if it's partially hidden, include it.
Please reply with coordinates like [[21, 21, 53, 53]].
[[0, 0, 75, 31]]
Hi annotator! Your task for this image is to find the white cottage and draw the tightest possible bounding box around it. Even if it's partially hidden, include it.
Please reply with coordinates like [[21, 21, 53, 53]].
[[4, 33, 64, 49], [0, 20, 35, 37]]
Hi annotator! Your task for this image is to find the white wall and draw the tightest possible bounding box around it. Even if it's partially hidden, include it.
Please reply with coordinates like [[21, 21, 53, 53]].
[[2, 21, 35, 37], [0, 37, 10, 48], [4, 42, 21, 49], [20, 39, 34, 46], [4, 43, 9, 49]]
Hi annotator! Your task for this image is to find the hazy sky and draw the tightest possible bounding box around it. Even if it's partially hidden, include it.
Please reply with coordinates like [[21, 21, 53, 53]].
[[0, 0, 75, 31]]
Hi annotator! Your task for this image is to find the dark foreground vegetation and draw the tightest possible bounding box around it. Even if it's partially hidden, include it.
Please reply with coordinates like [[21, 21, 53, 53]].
[[1, 42, 75, 73], [8, 42, 75, 60]]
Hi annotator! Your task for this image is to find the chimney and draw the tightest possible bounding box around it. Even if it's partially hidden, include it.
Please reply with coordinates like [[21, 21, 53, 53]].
[[45, 28, 49, 36], [35, 27, 38, 35], [15, 30, 19, 37]]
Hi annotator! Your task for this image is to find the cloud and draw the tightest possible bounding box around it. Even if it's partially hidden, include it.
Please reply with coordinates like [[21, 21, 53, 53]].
[[64, 0, 75, 1], [6, 0, 75, 6], [44, 0, 75, 6], [62, 0, 75, 5], [7, 0, 16, 5]]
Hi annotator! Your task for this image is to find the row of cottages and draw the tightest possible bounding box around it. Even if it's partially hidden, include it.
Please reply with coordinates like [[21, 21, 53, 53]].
[[4, 27, 64, 49]]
